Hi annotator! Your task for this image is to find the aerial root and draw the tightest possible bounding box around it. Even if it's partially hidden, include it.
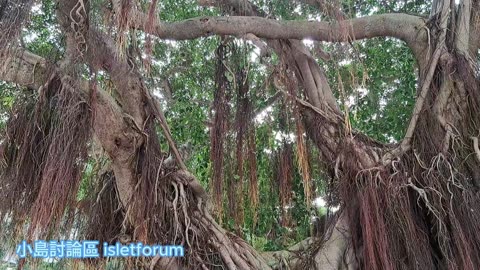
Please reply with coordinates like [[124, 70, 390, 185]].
[[471, 134, 480, 162]]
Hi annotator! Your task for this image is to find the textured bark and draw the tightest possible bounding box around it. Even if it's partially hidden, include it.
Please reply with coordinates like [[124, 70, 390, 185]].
[[0, 49, 49, 89], [135, 14, 423, 45], [313, 214, 353, 270]]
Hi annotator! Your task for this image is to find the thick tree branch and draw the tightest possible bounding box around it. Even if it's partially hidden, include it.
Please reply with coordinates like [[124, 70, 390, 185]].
[[128, 13, 425, 50], [468, 0, 480, 55], [55, 0, 148, 206], [57, 0, 146, 129], [472, 135, 480, 162], [456, 0, 472, 55], [0, 49, 49, 89], [107, 0, 427, 61]]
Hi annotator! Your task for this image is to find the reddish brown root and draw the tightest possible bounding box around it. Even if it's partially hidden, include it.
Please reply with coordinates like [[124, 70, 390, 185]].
[[0, 74, 91, 240]]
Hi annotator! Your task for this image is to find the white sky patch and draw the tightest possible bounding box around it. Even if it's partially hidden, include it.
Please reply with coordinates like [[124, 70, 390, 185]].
[[357, 87, 369, 98], [387, 136, 398, 143], [379, 97, 387, 109], [151, 58, 163, 67], [273, 131, 296, 143], [313, 197, 326, 207], [330, 205, 340, 212], [0, 114, 7, 124], [313, 197, 340, 212], [368, 6, 379, 16], [254, 105, 273, 124], [152, 89, 164, 100], [31, 3, 43, 14], [302, 39, 314, 48], [294, 4, 302, 14], [250, 45, 261, 62], [307, 14, 322, 21], [24, 32, 39, 43], [165, 40, 178, 46], [345, 95, 356, 108], [339, 59, 351, 66]]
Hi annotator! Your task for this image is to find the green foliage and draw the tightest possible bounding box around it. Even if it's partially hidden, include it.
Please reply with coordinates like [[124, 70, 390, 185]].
[[23, 0, 63, 59], [321, 37, 417, 143]]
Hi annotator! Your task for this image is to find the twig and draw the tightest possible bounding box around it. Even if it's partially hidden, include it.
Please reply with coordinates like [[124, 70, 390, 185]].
[[144, 88, 209, 209], [144, 89, 187, 171], [400, 46, 443, 148], [277, 87, 342, 123]]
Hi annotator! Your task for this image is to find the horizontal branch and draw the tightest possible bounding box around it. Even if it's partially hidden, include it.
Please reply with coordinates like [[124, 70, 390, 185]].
[[131, 13, 425, 46], [122, 2, 428, 73], [0, 49, 50, 89]]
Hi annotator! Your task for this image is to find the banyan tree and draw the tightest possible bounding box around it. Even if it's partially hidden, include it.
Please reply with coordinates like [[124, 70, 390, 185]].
[[1, 0, 480, 269]]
